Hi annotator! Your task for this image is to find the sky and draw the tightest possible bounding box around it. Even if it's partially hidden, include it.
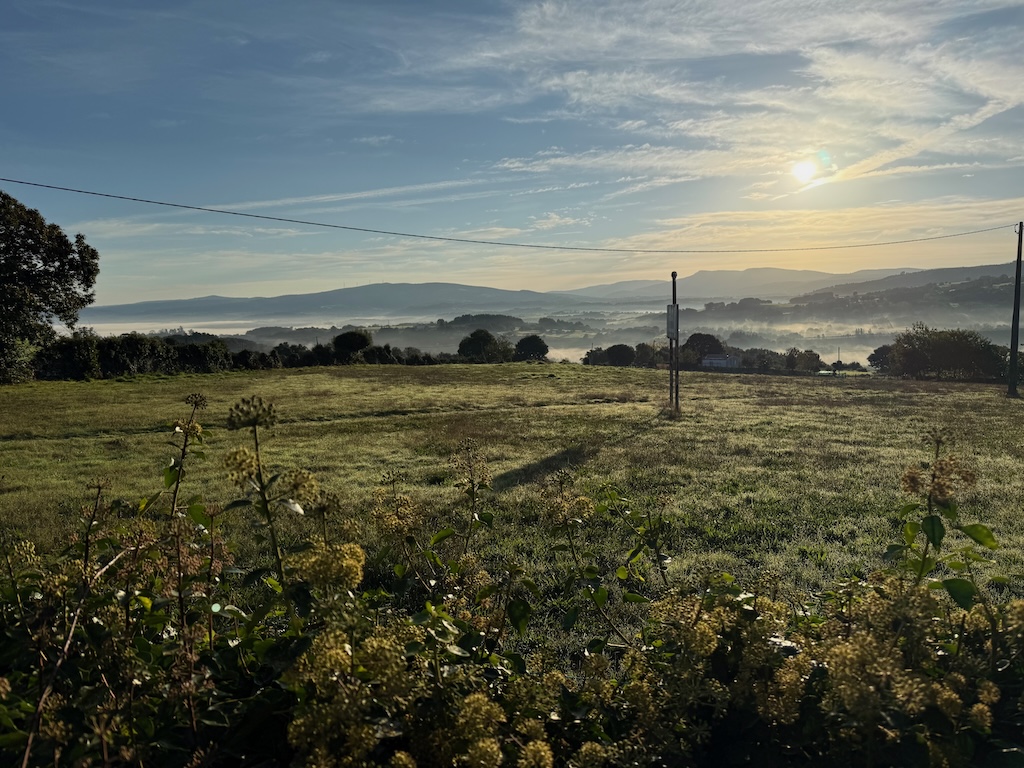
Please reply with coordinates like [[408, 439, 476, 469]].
[[3, 0, 1024, 306]]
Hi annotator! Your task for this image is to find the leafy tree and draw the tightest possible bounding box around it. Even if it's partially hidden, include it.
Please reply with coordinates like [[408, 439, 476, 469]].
[[633, 342, 659, 368], [272, 342, 310, 368], [513, 334, 549, 361], [97, 333, 173, 377], [362, 344, 402, 364], [605, 343, 636, 367], [308, 343, 336, 367], [332, 329, 373, 364], [885, 324, 1004, 380], [582, 347, 608, 366], [173, 340, 233, 373], [34, 330, 101, 380], [682, 333, 724, 362], [458, 329, 512, 363], [868, 344, 893, 373], [0, 191, 100, 383], [402, 346, 435, 365], [796, 349, 824, 372]]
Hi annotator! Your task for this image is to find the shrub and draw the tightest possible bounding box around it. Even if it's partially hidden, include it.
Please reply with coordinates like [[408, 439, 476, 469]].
[[1, 402, 1022, 767]]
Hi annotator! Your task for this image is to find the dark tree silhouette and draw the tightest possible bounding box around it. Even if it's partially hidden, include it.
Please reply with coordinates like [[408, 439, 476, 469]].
[[513, 334, 549, 361], [681, 333, 724, 362], [1, 191, 100, 383], [605, 343, 636, 367], [332, 329, 373, 364], [458, 329, 513, 363]]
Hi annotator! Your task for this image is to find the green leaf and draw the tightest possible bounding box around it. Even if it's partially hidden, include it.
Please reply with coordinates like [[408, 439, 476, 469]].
[[223, 499, 252, 512], [507, 598, 533, 635], [937, 499, 959, 521], [476, 511, 494, 527], [623, 591, 650, 603], [430, 528, 456, 546], [187, 503, 212, 528], [163, 466, 180, 489], [562, 606, 580, 631], [922, 515, 945, 549], [899, 502, 921, 517], [615, 566, 629, 580], [959, 523, 998, 550], [0, 731, 28, 748], [393, 563, 407, 578], [883, 544, 908, 562], [499, 652, 527, 674], [903, 521, 921, 545], [520, 577, 540, 598], [138, 492, 163, 513], [475, 583, 500, 603], [590, 586, 608, 608], [941, 578, 977, 610]]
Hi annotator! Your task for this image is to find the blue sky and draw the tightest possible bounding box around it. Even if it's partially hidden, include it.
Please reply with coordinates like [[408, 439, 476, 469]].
[[3, 0, 1024, 305]]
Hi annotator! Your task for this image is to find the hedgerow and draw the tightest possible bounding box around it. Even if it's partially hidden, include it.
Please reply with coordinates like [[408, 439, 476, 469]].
[[1, 396, 1022, 767]]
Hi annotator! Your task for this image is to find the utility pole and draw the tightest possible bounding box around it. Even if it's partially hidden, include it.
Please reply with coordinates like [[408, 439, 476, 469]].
[[668, 272, 680, 414], [1009, 222, 1023, 397]]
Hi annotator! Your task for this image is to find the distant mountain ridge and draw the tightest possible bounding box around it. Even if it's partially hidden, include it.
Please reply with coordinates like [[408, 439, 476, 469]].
[[81, 264, 1003, 326], [806, 262, 1016, 296], [81, 283, 597, 323]]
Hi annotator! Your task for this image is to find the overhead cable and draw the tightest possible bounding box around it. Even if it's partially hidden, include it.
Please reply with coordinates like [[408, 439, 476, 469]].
[[0, 176, 1013, 254]]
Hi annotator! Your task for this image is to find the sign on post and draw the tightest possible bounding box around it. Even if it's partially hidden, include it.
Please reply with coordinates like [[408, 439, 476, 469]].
[[666, 304, 679, 340]]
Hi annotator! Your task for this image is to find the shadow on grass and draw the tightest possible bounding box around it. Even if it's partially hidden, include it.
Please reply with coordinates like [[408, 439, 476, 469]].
[[492, 445, 597, 491]]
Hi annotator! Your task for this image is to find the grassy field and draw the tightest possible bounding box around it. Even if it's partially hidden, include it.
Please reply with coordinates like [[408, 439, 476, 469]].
[[2, 363, 1024, 593]]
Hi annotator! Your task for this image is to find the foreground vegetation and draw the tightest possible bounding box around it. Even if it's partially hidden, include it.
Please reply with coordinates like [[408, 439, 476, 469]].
[[2, 366, 1024, 766]]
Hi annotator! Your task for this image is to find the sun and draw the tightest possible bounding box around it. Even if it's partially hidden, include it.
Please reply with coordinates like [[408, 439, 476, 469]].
[[792, 160, 817, 184]]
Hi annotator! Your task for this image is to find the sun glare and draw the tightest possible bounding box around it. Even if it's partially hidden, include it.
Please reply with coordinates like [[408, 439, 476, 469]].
[[792, 160, 817, 184]]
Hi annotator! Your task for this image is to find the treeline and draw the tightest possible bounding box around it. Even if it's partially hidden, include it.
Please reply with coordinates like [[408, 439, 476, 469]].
[[435, 314, 590, 332], [28, 328, 552, 381], [583, 333, 836, 372], [869, 323, 1007, 380]]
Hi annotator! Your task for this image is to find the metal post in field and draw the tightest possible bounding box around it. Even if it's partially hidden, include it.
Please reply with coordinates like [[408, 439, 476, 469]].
[[668, 272, 680, 414], [1009, 222, 1023, 398]]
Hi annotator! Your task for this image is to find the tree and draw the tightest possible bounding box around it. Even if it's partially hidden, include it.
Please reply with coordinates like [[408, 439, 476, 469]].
[[458, 329, 512, 363], [332, 329, 373, 364], [34, 330, 101, 380], [513, 334, 548, 361], [605, 343, 636, 367], [634, 342, 659, 368], [867, 344, 893, 373], [272, 342, 310, 368], [884, 324, 1004, 380], [796, 349, 824, 372], [681, 333, 724, 362], [1, 191, 100, 382]]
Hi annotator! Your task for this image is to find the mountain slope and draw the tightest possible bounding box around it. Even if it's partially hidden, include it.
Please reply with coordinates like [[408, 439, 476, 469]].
[[81, 283, 595, 323], [808, 263, 1016, 296]]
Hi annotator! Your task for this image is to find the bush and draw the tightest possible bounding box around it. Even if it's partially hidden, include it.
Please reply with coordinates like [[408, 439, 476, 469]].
[[1, 401, 1021, 767]]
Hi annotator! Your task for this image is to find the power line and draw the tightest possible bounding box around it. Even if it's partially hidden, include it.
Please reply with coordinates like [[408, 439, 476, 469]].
[[0, 176, 1014, 254]]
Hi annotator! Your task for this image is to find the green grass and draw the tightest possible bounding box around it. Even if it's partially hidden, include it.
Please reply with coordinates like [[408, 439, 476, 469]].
[[3, 364, 1024, 593]]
